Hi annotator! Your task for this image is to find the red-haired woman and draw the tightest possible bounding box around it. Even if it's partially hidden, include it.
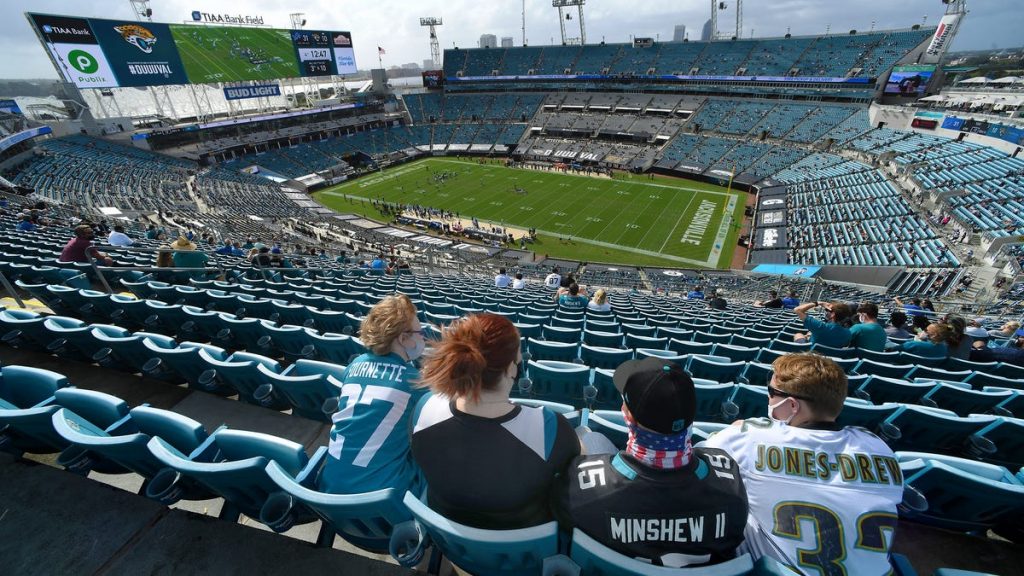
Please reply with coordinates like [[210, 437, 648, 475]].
[[410, 313, 581, 529]]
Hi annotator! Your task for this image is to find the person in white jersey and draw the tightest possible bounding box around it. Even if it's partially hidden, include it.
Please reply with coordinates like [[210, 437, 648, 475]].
[[703, 353, 903, 575]]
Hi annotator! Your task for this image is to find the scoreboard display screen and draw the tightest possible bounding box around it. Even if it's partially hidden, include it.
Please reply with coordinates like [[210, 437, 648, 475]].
[[291, 30, 336, 76], [28, 12, 358, 87]]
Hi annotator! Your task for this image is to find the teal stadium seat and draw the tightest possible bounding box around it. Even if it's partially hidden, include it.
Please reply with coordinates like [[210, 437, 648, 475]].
[[391, 491, 561, 576], [147, 428, 325, 524]]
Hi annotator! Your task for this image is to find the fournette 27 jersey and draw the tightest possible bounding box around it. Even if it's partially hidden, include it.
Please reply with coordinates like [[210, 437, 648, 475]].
[[704, 419, 904, 576], [319, 352, 426, 494]]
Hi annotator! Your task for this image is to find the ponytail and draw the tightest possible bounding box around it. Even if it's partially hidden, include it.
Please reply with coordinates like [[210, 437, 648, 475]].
[[418, 313, 520, 402]]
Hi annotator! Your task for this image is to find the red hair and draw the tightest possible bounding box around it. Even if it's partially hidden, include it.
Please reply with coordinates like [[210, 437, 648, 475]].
[[418, 313, 521, 402]]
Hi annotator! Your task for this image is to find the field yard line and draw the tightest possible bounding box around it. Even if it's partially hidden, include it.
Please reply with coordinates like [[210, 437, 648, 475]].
[[431, 159, 732, 197], [657, 192, 701, 253], [609, 185, 663, 247]]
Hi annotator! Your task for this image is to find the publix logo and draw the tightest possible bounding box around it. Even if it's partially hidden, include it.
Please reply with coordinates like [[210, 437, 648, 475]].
[[68, 50, 100, 74]]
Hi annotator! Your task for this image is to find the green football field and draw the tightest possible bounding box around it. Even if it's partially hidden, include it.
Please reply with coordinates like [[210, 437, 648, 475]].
[[169, 25, 299, 83], [314, 158, 747, 268]]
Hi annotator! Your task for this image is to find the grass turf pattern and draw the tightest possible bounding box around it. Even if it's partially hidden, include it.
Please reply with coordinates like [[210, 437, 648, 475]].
[[314, 158, 746, 268]]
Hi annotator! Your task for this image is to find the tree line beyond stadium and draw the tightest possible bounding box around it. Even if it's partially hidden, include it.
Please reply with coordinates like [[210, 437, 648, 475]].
[[27, 12, 358, 89]]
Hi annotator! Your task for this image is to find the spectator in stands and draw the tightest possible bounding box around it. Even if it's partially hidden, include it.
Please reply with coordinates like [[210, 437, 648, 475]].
[[900, 322, 951, 359], [544, 266, 561, 289], [884, 311, 913, 339], [411, 313, 580, 529], [893, 296, 927, 318], [336, 251, 351, 265], [106, 225, 133, 247], [971, 330, 1024, 365], [965, 319, 990, 340], [494, 267, 512, 288], [557, 283, 589, 310], [320, 294, 427, 495], [704, 354, 903, 573], [687, 285, 705, 300], [588, 288, 611, 312], [557, 357, 748, 568], [910, 314, 931, 335], [170, 237, 209, 269], [512, 272, 526, 290], [60, 225, 113, 266], [848, 303, 887, 352], [215, 240, 234, 255], [707, 290, 727, 310], [792, 301, 852, 347], [145, 225, 159, 240], [249, 246, 272, 268], [781, 290, 800, 310], [754, 290, 783, 308], [15, 213, 38, 232], [989, 321, 1020, 339], [943, 315, 971, 360], [370, 254, 387, 271], [922, 299, 935, 313]]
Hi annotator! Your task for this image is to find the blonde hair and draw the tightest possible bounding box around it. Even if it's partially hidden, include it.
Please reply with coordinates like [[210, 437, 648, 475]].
[[771, 353, 847, 420], [592, 289, 607, 305], [359, 294, 418, 355], [927, 323, 954, 345]]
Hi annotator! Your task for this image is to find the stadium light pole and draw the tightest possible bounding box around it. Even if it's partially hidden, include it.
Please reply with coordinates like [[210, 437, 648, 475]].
[[419, 17, 443, 70], [552, 0, 586, 45]]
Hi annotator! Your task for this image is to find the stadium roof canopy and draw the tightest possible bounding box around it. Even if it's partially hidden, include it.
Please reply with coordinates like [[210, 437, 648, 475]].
[[991, 76, 1022, 84], [957, 76, 991, 84]]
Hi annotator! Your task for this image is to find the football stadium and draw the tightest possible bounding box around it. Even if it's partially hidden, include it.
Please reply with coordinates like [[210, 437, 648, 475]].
[[1, 0, 1023, 574]]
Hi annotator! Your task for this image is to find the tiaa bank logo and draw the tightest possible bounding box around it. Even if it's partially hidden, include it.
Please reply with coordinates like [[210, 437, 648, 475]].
[[192, 11, 202, 21], [42, 24, 53, 33]]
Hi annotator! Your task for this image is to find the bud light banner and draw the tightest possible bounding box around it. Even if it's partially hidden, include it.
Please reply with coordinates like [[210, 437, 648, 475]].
[[223, 83, 281, 100]]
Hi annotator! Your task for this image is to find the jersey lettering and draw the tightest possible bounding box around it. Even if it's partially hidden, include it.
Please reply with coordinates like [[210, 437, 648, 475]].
[[329, 383, 411, 466]]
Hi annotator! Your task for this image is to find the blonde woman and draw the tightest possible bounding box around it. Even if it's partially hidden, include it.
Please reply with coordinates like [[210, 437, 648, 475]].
[[320, 294, 428, 495], [587, 288, 611, 312]]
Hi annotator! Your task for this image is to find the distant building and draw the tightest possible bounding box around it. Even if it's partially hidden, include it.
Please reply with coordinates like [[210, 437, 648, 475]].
[[701, 19, 713, 42], [423, 59, 435, 70], [501, 36, 514, 48], [673, 24, 687, 42], [400, 62, 420, 70], [479, 34, 497, 48]]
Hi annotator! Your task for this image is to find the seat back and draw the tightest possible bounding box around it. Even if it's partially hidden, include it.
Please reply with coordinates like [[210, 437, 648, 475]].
[[402, 491, 560, 576], [526, 360, 590, 406], [0, 365, 67, 408], [569, 528, 754, 575]]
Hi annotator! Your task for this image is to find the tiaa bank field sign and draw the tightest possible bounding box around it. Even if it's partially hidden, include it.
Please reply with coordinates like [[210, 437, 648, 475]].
[[223, 84, 281, 100]]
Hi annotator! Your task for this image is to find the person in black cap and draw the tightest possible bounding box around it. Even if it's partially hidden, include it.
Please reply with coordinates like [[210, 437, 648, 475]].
[[556, 357, 749, 568]]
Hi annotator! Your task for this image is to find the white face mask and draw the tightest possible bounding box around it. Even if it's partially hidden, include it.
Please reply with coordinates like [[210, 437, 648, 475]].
[[768, 398, 795, 425], [858, 313, 868, 323], [404, 335, 426, 361]]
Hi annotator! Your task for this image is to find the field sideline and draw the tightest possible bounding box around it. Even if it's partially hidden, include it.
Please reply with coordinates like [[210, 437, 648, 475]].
[[313, 158, 747, 268]]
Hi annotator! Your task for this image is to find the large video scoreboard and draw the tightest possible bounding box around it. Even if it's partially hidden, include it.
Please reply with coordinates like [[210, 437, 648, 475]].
[[28, 12, 359, 88]]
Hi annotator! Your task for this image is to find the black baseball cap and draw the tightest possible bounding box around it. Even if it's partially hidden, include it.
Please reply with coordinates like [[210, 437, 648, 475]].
[[613, 357, 696, 435]]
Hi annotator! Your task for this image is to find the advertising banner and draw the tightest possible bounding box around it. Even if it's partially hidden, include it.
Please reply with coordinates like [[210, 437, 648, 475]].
[[90, 19, 188, 86], [223, 84, 281, 100], [754, 227, 787, 250], [0, 100, 21, 114], [986, 124, 1024, 146], [751, 264, 821, 278], [31, 14, 119, 88], [941, 116, 965, 131], [758, 196, 787, 210], [758, 209, 787, 228], [922, 14, 961, 63], [330, 31, 357, 75]]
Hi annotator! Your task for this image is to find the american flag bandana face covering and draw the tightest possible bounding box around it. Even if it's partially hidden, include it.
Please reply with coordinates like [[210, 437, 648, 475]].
[[622, 408, 693, 470]]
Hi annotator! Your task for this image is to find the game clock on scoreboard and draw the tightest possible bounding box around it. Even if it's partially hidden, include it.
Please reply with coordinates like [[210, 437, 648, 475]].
[[291, 29, 336, 77]]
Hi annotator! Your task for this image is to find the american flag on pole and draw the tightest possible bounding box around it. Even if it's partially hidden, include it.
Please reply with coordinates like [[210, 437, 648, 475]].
[[378, 46, 386, 55]]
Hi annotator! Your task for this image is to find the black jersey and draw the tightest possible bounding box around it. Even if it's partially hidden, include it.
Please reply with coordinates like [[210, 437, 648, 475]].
[[410, 394, 580, 530], [558, 449, 748, 568]]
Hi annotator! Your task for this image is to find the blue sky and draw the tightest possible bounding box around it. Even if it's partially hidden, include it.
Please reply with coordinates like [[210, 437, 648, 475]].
[[2, 0, 1016, 79]]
